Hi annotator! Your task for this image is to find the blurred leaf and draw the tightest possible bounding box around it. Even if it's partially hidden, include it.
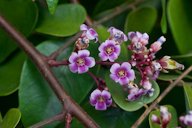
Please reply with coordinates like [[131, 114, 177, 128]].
[[36, 4, 86, 37], [0, 112, 2, 123], [93, 0, 126, 16], [124, 6, 157, 33], [116, 43, 129, 62], [0, 52, 25, 96], [183, 82, 192, 110], [161, 0, 167, 34], [105, 73, 160, 111], [168, 0, 192, 54], [19, 41, 95, 127], [96, 25, 110, 42], [0, 0, 38, 63], [46, 0, 59, 14], [158, 74, 178, 81], [171, 52, 192, 59], [149, 105, 178, 128], [1, 108, 21, 128]]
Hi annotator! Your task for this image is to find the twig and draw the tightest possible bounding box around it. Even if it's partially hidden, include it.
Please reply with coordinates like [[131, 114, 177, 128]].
[[131, 66, 192, 128], [65, 113, 72, 128], [49, 32, 82, 59], [30, 113, 65, 128], [0, 15, 99, 128], [87, 71, 100, 87]]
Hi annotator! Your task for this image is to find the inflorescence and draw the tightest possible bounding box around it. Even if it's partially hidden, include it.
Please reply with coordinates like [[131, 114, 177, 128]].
[[68, 24, 184, 111]]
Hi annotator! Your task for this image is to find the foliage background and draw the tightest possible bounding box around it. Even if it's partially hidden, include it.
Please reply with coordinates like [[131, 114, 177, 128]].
[[0, 0, 192, 127]]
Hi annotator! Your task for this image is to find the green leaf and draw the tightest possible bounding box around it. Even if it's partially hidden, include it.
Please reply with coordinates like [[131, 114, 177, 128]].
[[71, 102, 147, 128], [1, 108, 21, 128], [46, 0, 59, 14], [0, 0, 38, 63], [0, 52, 25, 96], [105, 73, 160, 111], [168, 0, 192, 54], [124, 6, 157, 33], [149, 105, 178, 128], [183, 82, 192, 110], [19, 41, 95, 127], [36, 4, 86, 37], [161, 0, 167, 34], [0, 112, 2, 123], [95, 26, 110, 42]]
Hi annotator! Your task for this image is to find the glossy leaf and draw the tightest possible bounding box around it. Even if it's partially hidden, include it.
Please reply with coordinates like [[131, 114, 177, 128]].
[[36, 4, 86, 36], [161, 0, 167, 34], [168, 0, 192, 54], [105, 73, 160, 111], [149, 105, 178, 128], [0, 52, 25, 96], [124, 6, 157, 33], [0, 112, 2, 123], [19, 41, 95, 127], [183, 82, 192, 110], [0, 0, 38, 63], [46, 0, 59, 14], [171, 52, 192, 59], [1, 108, 21, 128]]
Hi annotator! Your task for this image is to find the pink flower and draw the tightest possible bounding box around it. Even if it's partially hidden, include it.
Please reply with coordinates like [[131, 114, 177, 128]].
[[98, 40, 121, 62], [110, 62, 135, 85], [90, 89, 112, 110], [108, 27, 127, 44], [128, 31, 149, 53], [69, 50, 95, 74], [80, 24, 98, 42]]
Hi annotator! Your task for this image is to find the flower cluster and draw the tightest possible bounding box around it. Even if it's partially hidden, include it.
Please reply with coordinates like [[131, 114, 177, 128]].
[[179, 111, 192, 126], [151, 106, 172, 128], [68, 24, 184, 110]]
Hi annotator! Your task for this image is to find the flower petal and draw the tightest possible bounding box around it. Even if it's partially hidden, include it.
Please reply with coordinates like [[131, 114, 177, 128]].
[[119, 77, 129, 85], [90, 89, 101, 99], [78, 49, 90, 57], [78, 66, 89, 74], [90, 98, 97, 106], [106, 99, 112, 107], [95, 102, 107, 110], [98, 42, 106, 52], [108, 53, 118, 62], [110, 63, 120, 74], [99, 52, 108, 61], [85, 57, 95, 68], [69, 63, 78, 73], [69, 52, 78, 63], [80, 24, 88, 31], [101, 90, 111, 99], [110, 74, 119, 82], [127, 69, 135, 81], [121, 62, 131, 70]]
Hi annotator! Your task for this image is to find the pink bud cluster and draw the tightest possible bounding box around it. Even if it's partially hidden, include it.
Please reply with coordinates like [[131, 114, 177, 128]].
[[67, 24, 184, 110], [151, 106, 172, 128]]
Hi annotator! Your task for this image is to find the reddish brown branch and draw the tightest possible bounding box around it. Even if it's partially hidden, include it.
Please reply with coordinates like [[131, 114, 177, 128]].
[[65, 113, 73, 128], [0, 15, 99, 128]]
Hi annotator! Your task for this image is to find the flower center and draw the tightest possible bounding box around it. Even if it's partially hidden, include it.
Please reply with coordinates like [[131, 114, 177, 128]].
[[76, 58, 85, 66], [118, 70, 127, 78], [98, 96, 104, 102], [105, 46, 114, 55]]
